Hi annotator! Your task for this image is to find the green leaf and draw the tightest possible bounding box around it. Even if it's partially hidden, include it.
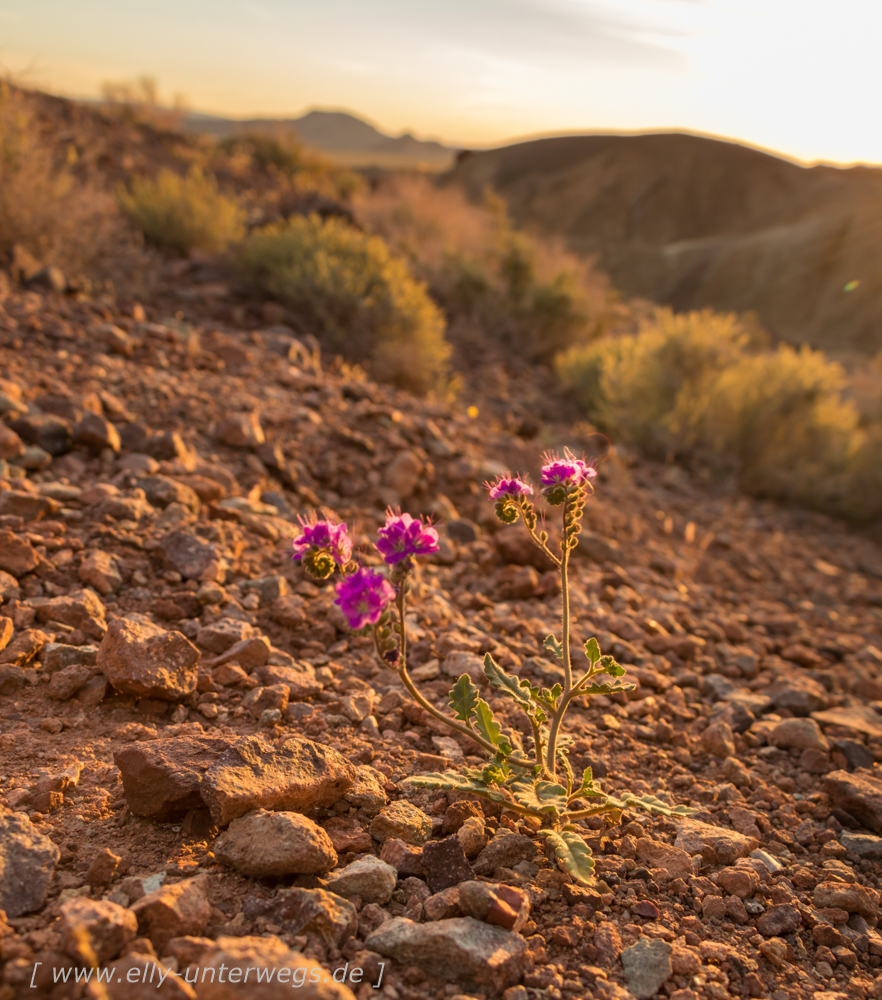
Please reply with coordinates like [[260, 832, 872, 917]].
[[618, 792, 697, 818], [474, 700, 512, 756], [543, 829, 595, 885], [544, 635, 564, 661], [404, 771, 511, 805], [511, 779, 569, 815], [483, 653, 533, 708], [600, 655, 626, 678], [584, 637, 601, 664], [571, 766, 605, 800], [449, 674, 479, 724]]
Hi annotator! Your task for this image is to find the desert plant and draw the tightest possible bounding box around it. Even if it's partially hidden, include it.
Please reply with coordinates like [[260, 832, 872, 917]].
[[0, 84, 123, 273], [235, 214, 450, 394], [292, 454, 693, 885], [355, 176, 608, 362], [119, 166, 245, 255]]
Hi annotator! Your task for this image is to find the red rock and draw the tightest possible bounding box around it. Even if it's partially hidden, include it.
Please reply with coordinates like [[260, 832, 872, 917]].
[[58, 897, 137, 963], [78, 550, 123, 594], [0, 617, 12, 653], [0, 529, 39, 577], [756, 904, 801, 936], [131, 877, 211, 954], [200, 735, 356, 826], [0, 628, 48, 666], [457, 880, 530, 932], [35, 588, 106, 628], [98, 618, 200, 700], [824, 770, 882, 834], [114, 736, 232, 819]]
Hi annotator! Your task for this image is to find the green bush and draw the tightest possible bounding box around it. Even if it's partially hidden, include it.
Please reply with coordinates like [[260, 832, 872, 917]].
[[355, 176, 608, 362], [556, 308, 875, 515], [236, 213, 450, 394], [119, 167, 245, 255]]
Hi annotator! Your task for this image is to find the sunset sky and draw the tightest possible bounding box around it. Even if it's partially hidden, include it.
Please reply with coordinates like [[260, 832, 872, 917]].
[[1, 0, 879, 165]]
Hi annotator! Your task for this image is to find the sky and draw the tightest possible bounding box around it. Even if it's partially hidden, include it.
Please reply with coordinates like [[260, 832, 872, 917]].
[[1, 0, 881, 165]]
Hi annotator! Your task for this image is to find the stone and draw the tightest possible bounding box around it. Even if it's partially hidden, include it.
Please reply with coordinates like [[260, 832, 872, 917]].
[[756, 904, 801, 936], [0, 423, 24, 460], [441, 649, 485, 682], [421, 835, 474, 892], [766, 677, 830, 716], [814, 880, 879, 917], [0, 628, 47, 666], [621, 938, 673, 1000], [832, 739, 874, 771], [195, 935, 356, 999], [769, 717, 830, 752], [260, 887, 357, 948], [215, 412, 265, 448], [473, 830, 536, 876], [384, 450, 422, 497], [674, 820, 756, 864], [0, 529, 39, 576], [423, 886, 462, 921], [635, 838, 694, 881], [457, 816, 489, 858], [73, 412, 121, 453], [58, 896, 137, 963], [701, 720, 736, 758], [243, 575, 289, 605], [717, 866, 760, 899], [824, 770, 882, 834], [35, 588, 106, 629], [0, 616, 12, 653], [131, 877, 211, 954], [326, 856, 397, 905], [48, 663, 93, 700], [365, 916, 529, 992], [343, 765, 387, 815], [0, 569, 20, 601], [158, 530, 222, 581], [0, 811, 60, 917], [85, 848, 123, 887], [0, 489, 59, 520], [379, 838, 425, 878], [197, 617, 256, 654], [841, 832, 882, 859], [813, 705, 882, 739], [494, 523, 558, 570], [200, 735, 356, 826], [114, 736, 232, 819], [323, 816, 373, 854], [369, 800, 432, 845], [100, 953, 196, 1000], [243, 684, 289, 717], [268, 593, 306, 627], [141, 475, 201, 511], [457, 880, 530, 932], [258, 662, 321, 696], [9, 413, 72, 455], [211, 635, 271, 670], [43, 641, 99, 672], [78, 549, 123, 594], [99, 618, 200, 700], [214, 809, 337, 877]]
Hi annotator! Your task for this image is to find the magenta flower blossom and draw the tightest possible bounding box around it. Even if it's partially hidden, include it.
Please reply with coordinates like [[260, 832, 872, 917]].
[[486, 476, 533, 500], [291, 518, 352, 567], [541, 454, 597, 487], [376, 511, 440, 565], [334, 566, 396, 630]]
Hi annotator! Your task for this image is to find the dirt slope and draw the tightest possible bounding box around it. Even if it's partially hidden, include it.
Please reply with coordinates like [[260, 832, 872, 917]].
[[449, 133, 882, 355]]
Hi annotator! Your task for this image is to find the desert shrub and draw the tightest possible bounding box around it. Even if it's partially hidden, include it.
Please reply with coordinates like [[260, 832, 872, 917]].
[[235, 213, 450, 394], [557, 308, 872, 513], [0, 85, 123, 272], [119, 167, 245, 255], [355, 176, 608, 361]]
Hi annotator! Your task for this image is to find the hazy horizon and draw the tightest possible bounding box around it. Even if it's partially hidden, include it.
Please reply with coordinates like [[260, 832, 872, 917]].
[[3, 0, 882, 167]]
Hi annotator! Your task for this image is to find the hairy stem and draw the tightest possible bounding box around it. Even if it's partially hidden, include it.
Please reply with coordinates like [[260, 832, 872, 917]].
[[545, 497, 573, 777]]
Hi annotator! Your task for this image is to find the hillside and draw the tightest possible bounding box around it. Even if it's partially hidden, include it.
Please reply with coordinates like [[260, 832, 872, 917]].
[[449, 133, 882, 355], [186, 108, 456, 171]]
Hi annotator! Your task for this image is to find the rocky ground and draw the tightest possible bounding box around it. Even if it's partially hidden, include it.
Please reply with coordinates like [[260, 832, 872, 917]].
[[1, 272, 882, 1000]]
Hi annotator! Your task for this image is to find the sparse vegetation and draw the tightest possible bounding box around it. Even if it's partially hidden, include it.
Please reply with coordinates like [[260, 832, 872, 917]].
[[0, 85, 124, 274], [119, 166, 246, 255], [355, 176, 609, 361], [235, 213, 450, 394], [557, 307, 882, 519]]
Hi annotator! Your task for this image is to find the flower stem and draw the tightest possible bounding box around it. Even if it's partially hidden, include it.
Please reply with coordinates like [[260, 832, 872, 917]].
[[545, 495, 573, 777]]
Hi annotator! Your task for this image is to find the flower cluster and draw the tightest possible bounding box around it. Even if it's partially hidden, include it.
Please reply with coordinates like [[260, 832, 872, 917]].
[[291, 517, 352, 580], [540, 451, 596, 505], [334, 567, 396, 630], [376, 511, 440, 566]]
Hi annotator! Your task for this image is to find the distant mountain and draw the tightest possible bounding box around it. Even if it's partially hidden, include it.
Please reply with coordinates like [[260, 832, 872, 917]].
[[184, 108, 456, 171], [449, 133, 882, 355]]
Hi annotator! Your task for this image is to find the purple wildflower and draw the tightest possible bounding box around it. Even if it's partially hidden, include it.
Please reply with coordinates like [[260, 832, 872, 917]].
[[376, 511, 440, 565], [486, 476, 533, 500], [334, 566, 395, 630], [291, 518, 352, 567], [540, 453, 597, 487]]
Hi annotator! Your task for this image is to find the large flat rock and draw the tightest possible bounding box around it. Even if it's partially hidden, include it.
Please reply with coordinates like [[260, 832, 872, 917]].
[[824, 769, 882, 833]]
